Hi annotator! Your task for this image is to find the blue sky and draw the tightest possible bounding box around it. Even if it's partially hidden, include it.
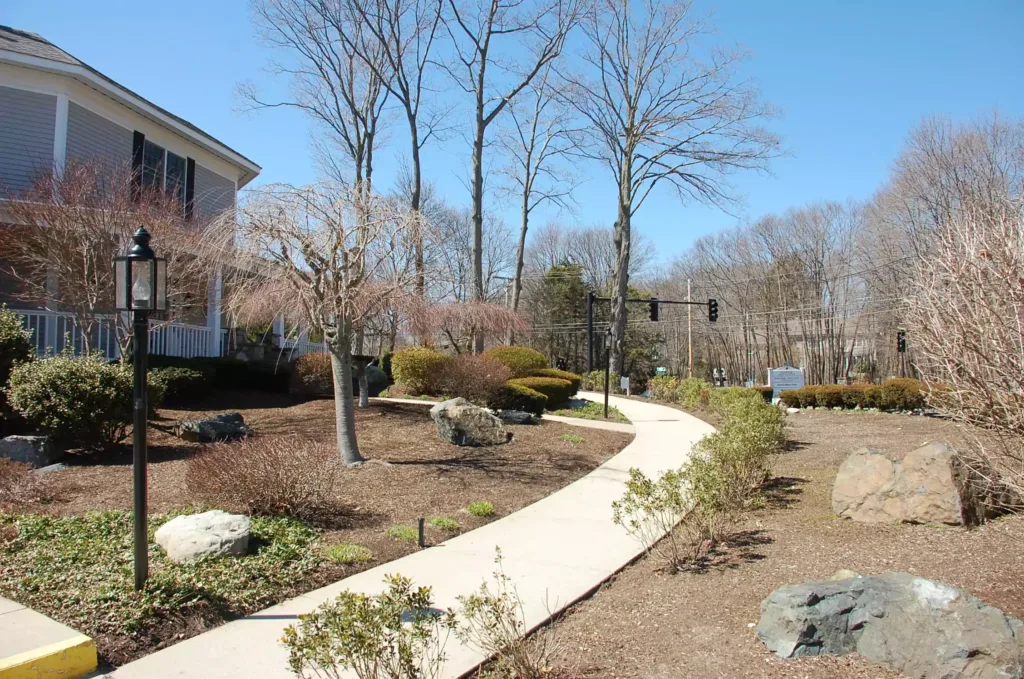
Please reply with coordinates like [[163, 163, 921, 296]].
[[6, 1, 1023, 266]]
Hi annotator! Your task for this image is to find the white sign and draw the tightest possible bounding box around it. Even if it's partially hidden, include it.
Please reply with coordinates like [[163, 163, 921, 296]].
[[620, 376, 630, 391], [768, 366, 804, 399]]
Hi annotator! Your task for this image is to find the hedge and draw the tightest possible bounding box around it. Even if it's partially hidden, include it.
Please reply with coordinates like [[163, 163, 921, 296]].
[[149, 367, 208, 407], [507, 376, 574, 409], [482, 346, 547, 378], [779, 379, 927, 412], [147, 355, 290, 393], [487, 382, 547, 416], [529, 368, 581, 395], [391, 347, 447, 395], [0, 306, 33, 434]]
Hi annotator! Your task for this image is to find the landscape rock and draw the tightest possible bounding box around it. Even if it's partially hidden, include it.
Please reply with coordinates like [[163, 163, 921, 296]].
[[786, 407, 800, 414], [831, 443, 995, 525], [0, 435, 59, 468], [758, 572, 1024, 678], [494, 409, 537, 425], [155, 510, 251, 563], [430, 397, 510, 446], [179, 412, 253, 443]]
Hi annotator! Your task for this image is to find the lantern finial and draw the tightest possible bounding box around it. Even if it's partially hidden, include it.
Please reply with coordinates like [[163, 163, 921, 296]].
[[128, 227, 155, 260]]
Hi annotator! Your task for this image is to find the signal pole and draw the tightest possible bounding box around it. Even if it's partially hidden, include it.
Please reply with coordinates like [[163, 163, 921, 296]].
[[687, 278, 693, 378]]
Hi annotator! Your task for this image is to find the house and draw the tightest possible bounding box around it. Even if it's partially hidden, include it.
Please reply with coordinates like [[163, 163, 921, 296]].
[[0, 24, 262, 359]]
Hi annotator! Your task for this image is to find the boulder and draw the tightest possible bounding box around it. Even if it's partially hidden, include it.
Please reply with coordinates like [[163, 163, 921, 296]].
[[179, 412, 253, 443], [758, 572, 1024, 678], [430, 397, 510, 447], [494, 410, 537, 425], [0, 435, 59, 468], [155, 510, 251, 563], [832, 443, 993, 525]]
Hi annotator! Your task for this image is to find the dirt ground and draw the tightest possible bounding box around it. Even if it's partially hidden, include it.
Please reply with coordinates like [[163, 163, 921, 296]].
[[18, 392, 633, 572], [549, 409, 1024, 679]]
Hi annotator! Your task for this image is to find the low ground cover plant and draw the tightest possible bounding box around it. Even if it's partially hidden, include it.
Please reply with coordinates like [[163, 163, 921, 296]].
[[386, 525, 419, 543], [551, 401, 629, 423], [186, 436, 340, 521], [6, 353, 133, 450], [324, 543, 374, 564], [282, 574, 456, 679], [779, 379, 926, 411], [562, 432, 585, 444], [612, 396, 786, 571], [467, 501, 495, 517], [0, 511, 322, 659], [429, 516, 459, 532], [482, 346, 547, 378]]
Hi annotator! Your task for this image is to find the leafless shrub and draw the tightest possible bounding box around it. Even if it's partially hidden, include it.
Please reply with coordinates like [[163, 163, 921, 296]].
[[186, 435, 342, 520], [908, 197, 1024, 506], [436, 354, 512, 405], [0, 459, 59, 508]]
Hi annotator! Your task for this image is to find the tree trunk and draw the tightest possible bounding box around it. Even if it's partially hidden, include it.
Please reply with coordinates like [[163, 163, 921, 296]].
[[410, 122, 425, 298], [329, 337, 365, 466], [609, 199, 631, 375], [471, 114, 486, 353], [508, 189, 530, 344]]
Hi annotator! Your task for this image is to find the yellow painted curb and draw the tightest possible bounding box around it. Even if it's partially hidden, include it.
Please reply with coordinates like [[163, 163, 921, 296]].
[[0, 633, 97, 679]]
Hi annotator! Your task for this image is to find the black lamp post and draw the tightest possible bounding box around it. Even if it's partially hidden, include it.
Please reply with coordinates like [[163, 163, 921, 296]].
[[114, 227, 167, 591], [603, 327, 612, 419]]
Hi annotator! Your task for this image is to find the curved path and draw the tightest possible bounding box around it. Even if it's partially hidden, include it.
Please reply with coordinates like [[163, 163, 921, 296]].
[[109, 393, 713, 679]]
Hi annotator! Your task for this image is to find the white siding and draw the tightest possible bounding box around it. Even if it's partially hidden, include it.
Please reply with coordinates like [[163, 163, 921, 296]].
[[66, 101, 132, 171], [0, 85, 55, 195], [193, 161, 235, 221]]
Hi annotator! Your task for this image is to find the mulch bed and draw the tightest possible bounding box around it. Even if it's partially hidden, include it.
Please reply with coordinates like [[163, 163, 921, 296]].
[[4, 391, 632, 667], [548, 409, 1024, 679]]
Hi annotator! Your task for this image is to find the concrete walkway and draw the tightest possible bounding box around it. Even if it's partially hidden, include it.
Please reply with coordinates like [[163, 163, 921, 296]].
[[0, 595, 97, 678], [109, 393, 712, 679]]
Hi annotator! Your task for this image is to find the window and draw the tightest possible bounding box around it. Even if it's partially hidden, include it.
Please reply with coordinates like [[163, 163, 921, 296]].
[[133, 132, 193, 217], [166, 151, 186, 206], [142, 140, 165, 189]]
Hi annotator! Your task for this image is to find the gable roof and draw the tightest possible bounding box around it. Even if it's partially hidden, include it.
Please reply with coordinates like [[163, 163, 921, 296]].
[[0, 25, 261, 186]]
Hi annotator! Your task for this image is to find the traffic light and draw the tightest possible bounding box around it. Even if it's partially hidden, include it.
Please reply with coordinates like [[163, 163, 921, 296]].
[[708, 298, 718, 322], [648, 298, 659, 322], [897, 330, 907, 353]]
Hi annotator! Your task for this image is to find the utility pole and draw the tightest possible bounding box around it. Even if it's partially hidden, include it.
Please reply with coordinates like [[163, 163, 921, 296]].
[[687, 278, 693, 378]]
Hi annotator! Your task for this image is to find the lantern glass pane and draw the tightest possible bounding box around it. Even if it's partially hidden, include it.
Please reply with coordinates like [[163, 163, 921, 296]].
[[155, 259, 168, 311], [115, 260, 128, 310], [131, 261, 154, 310]]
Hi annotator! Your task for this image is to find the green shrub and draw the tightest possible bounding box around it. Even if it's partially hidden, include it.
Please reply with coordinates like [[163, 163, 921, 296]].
[[751, 386, 773, 403], [779, 386, 819, 408], [149, 367, 207, 407], [428, 516, 459, 532], [282, 574, 456, 679], [467, 501, 495, 517], [778, 389, 801, 408], [391, 347, 447, 395], [708, 386, 763, 414], [840, 384, 876, 409], [487, 382, 547, 417], [507, 377, 573, 409], [529, 368, 581, 395], [676, 377, 712, 409], [324, 543, 373, 564], [876, 378, 926, 411], [147, 355, 290, 393], [814, 385, 846, 409], [0, 307, 33, 431], [379, 352, 393, 381], [482, 345, 546, 378], [581, 370, 620, 393], [385, 525, 418, 543], [648, 375, 679, 401], [6, 353, 132, 450]]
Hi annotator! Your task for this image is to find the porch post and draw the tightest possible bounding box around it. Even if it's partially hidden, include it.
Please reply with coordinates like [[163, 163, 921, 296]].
[[273, 315, 285, 347], [207, 268, 222, 357]]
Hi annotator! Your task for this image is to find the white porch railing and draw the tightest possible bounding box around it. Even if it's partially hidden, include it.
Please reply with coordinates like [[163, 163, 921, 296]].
[[14, 309, 215, 360], [282, 336, 328, 358]]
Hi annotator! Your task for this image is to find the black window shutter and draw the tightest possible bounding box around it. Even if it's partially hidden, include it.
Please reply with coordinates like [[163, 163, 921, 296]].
[[185, 157, 196, 221], [131, 131, 145, 200]]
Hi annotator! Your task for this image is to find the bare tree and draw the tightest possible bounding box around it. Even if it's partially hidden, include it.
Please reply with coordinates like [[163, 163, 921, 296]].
[[560, 0, 778, 373], [213, 184, 420, 465], [525, 222, 656, 291], [441, 0, 583, 351], [495, 64, 579, 328], [343, 0, 448, 296], [1, 161, 209, 356]]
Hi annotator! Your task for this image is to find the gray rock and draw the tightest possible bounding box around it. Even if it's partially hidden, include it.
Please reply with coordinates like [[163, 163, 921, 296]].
[[758, 572, 1024, 678], [155, 510, 251, 563], [494, 410, 537, 425], [832, 443, 1000, 526], [0, 435, 59, 468], [179, 412, 253, 443], [34, 462, 69, 473], [786, 407, 800, 415], [430, 397, 510, 446]]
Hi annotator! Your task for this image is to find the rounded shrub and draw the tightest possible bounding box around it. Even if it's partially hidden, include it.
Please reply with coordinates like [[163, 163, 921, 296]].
[[529, 367, 581, 395], [391, 347, 447, 395], [709, 386, 764, 413], [487, 382, 547, 416], [149, 366, 207, 407], [436, 354, 511, 404], [877, 378, 926, 411], [0, 306, 34, 431], [840, 384, 875, 409], [814, 385, 846, 409], [290, 353, 333, 398], [6, 353, 133, 450], [508, 376, 574, 409], [648, 375, 678, 401], [676, 377, 712, 409], [482, 345, 547, 378]]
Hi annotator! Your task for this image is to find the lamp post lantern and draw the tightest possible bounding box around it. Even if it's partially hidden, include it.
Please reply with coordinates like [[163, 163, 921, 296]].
[[603, 327, 612, 419], [114, 227, 167, 590]]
